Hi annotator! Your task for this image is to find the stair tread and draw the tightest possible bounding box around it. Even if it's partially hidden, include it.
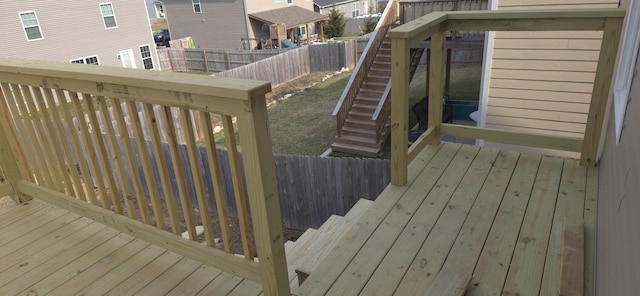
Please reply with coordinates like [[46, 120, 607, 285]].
[[342, 126, 376, 135], [331, 141, 381, 156], [295, 199, 374, 275]]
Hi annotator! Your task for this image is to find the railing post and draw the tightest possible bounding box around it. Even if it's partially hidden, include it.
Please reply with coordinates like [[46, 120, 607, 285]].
[[580, 17, 624, 166], [428, 29, 445, 144], [0, 86, 33, 203], [391, 36, 410, 186], [236, 91, 290, 296]]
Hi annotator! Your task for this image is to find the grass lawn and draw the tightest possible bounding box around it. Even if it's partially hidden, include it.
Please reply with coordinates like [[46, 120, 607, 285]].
[[268, 71, 351, 155], [151, 19, 167, 32]]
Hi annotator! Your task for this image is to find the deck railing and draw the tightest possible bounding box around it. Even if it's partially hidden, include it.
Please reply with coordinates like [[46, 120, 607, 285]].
[[0, 59, 289, 295], [332, 0, 399, 136], [388, 9, 626, 185]]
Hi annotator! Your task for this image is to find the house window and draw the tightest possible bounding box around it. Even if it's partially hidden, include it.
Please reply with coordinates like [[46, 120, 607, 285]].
[[71, 56, 100, 65], [192, 0, 202, 13], [613, 0, 640, 143], [352, 3, 360, 17], [339, 6, 345, 14], [287, 0, 293, 3], [99, 3, 117, 28], [363, 1, 369, 15], [19, 11, 43, 41], [139, 45, 154, 70]]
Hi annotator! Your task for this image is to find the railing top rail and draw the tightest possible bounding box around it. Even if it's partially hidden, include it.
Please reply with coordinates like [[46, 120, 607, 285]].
[[389, 8, 626, 41], [0, 58, 271, 102]]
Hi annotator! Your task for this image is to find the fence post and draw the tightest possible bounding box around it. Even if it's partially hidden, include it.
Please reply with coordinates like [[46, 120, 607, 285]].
[[226, 52, 232, 70], [167, 49, 175, 71], [0, 87, 33, 203], [203, 50, 209, 72], [236, 89, 289, 296]]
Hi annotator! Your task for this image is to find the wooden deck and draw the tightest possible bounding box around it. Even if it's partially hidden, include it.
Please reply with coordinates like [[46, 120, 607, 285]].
[[0, 141, 596, 295], [295, 142, 596, 295], [0, 199, 263, 296]]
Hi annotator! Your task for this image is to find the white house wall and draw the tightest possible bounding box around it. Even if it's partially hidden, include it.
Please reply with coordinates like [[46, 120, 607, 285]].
[[1, 0, 159, 69]]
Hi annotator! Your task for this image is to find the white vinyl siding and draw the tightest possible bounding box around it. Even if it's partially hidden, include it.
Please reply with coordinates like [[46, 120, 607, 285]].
[[19, 11, 43, 41], [71, 55, 100, 65], [483, 0, 620, 156], [139, 45, 154, 70], [613, 0, 640, 143], [99, 3, 117, 28], [192, 0, 202, 13]]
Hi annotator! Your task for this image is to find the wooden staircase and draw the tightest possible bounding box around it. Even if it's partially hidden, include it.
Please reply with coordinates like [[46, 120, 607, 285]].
[[283, 198, 373, 290], [331, 32, 424, 157]]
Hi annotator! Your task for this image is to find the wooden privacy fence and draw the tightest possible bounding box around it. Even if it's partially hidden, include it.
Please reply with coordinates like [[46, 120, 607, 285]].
[[217, 41, 357, 87], [157, 47, 289, 72], [63, 119, 390, 230], [0, 59, 291, 295]]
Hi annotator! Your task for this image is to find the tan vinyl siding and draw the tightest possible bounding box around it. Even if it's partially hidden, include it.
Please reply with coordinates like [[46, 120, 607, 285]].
[[1, 0, 158, 69], [163, 0, 249, 49], [484, 0, 619, 157]]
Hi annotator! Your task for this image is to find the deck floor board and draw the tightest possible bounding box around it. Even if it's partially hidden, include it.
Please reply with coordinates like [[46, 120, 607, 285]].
[[296, 144, 596, 296]]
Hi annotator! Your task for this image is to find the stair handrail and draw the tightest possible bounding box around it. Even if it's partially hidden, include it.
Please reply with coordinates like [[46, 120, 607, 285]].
[[372, 80, 393, 143], [332, 0, 399, 136]]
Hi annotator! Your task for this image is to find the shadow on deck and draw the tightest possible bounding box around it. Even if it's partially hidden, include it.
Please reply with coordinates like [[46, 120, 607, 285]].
[[294, 142, 596, 295]]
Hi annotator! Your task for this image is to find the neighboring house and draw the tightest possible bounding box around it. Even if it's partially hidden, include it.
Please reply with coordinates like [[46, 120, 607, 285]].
[[596, 0, 640, 294], [162, 0, 326, 49], [314, 0, 378, 18], [478, 0, 619, 157], [145, 0, 166, 20], [1, 0, 159, 70]]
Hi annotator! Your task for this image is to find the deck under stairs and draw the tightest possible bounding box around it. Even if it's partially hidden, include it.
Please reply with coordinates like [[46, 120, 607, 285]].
[[284, 198, 373, 290], [332, 38, 424, 157]]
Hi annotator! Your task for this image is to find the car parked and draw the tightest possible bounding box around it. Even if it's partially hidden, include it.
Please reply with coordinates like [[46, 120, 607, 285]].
[[154, 28, 170, 47]]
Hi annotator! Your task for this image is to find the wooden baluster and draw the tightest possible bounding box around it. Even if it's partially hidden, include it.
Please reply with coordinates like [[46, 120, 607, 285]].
[[31, 87, 76, 197], [69, 92, 110, 209], [223, 115, 254, 259], [96, 96, 137, 219], [0, 83, 34, 203], [428, 30, 445, 144], [22, 86, 65, 193], [55, 89, 99, 205], [125, 100, 166, 229], [200, 112, 233, 253], [111, 98, 151, 224], [9, 83, 52, 189], [41, 88, 88, 202], [142, 103, 181, 234], [162, 106, 197, 240], [180, 109, 215, 247], [82, 94, 123, 214]]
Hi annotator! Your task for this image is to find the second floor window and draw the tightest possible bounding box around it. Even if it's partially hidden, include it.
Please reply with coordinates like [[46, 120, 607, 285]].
[[352, 3, 360, 17], [193, 0, 202, 13], [19, 11, 43, 41], [71, 56, 100, 65], [100, 3, 117, 28]]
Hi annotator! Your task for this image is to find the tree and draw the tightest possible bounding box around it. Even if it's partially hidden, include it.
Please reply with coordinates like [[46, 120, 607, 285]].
[[324, 6, 346, 39], [362, 16, 379, 35]]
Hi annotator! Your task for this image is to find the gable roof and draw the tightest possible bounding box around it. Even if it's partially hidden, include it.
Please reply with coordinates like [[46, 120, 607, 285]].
[[249, 6, 328, 29], [314, 0, 356, 8]]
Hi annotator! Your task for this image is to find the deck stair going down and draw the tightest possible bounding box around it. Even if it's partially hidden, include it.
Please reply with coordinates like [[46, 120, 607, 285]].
[[282, 198, 373, 290], [332, 15, 424, 157]]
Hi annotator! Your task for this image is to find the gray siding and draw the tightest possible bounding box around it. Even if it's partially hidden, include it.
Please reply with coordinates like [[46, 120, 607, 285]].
[[163, 0, 249, 49], [1, 0, 159, 69], [596, 0, 640, 294]]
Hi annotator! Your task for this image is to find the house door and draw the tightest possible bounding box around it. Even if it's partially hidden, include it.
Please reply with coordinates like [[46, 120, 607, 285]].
[[119, 49, 136, 68]]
